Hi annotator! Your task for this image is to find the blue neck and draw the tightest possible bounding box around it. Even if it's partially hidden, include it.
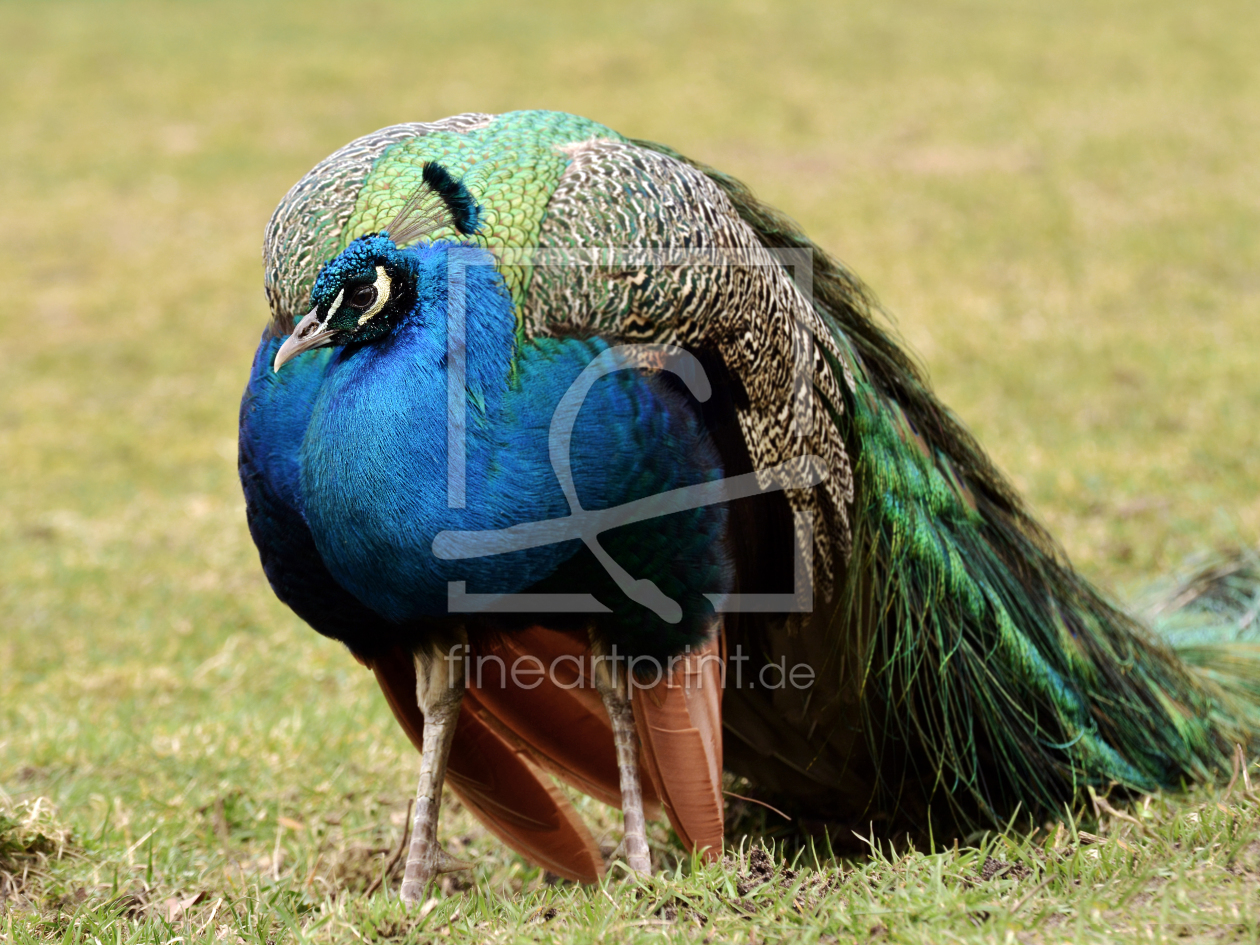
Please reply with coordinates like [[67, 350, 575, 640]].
[[300, 244, 581, 622]]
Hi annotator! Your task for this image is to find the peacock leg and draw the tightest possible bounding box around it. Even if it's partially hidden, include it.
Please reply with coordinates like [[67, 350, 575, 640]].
[[590, 638, 652, 875], [399, 638, 472, 905]]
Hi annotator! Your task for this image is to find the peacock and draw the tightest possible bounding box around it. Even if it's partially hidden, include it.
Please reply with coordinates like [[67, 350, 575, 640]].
[[239, 109, 1260, 902]]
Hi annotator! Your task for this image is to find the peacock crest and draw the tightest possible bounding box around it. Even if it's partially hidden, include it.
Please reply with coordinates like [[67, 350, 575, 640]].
[[382, 160, 483, 247]]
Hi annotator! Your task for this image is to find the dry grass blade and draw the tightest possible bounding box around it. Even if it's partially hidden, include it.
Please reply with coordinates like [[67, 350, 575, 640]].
[[723, 791, 791, 822], [1089, 787, 1149, 833], [365, 798, 413, 898]]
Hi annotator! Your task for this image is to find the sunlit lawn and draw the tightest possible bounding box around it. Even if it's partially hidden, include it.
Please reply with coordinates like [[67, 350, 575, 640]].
[[2, 1, 1259, 941]]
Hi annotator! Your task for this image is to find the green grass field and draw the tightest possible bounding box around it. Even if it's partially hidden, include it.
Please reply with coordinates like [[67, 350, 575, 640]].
[[3, 1, 1260, 941]]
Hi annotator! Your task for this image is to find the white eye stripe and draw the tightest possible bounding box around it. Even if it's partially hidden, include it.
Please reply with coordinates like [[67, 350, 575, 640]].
[[358, 266, 392, 325], [325, 287, 345, 320]]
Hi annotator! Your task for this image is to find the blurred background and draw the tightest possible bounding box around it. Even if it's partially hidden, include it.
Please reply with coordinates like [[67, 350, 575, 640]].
[[2, 0, 1258, 911]]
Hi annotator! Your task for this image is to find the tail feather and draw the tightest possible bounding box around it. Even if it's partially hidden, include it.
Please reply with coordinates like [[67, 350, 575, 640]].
[[1142, 550, 1260, 647], [636, 138, 1259, 831], [1143, 551, 1260, 732]]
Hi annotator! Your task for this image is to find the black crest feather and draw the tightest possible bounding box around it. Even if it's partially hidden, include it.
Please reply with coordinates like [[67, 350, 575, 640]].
[[383, 161, 482, 246], [421, 162, 481, 235]]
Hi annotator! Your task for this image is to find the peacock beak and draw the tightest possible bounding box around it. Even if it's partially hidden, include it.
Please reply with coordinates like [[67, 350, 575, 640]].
[[273, 309, 340, 372]]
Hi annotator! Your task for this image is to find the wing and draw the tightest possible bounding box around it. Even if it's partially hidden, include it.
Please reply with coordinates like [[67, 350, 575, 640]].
[[465, 627, 659, 815], [631, 632, 725, 859], [469, 627, 725, 859]]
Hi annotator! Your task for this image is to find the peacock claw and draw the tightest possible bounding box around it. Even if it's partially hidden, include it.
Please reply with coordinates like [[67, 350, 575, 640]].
[[436, 847, 473, 874], [399, 846, 472, 905]]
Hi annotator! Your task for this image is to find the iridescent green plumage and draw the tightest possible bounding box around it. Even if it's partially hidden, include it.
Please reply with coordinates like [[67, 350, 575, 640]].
[[345, 112, 621, 306], [679, 148, 1260, 831]]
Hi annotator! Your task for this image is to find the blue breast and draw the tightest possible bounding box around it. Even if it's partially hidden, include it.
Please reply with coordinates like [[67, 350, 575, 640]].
[[239, 334, 405, 655]]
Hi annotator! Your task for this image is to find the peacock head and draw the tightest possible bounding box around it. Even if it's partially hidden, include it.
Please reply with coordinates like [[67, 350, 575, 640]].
[[272, 234, 415, 371], [273, 161, 482, 373]]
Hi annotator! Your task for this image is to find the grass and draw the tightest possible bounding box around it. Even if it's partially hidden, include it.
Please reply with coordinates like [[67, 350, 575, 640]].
[[6, 781, 1260, 943], [2, 0, 1259, 941]]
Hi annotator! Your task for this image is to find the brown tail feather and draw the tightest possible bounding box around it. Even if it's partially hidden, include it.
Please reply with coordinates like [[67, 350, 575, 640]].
[[369, 648, 605, 884], [632, 633, 726, 860]]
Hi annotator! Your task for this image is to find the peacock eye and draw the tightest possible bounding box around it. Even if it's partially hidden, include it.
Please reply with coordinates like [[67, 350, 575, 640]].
[[347, 284, 378, 310]]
